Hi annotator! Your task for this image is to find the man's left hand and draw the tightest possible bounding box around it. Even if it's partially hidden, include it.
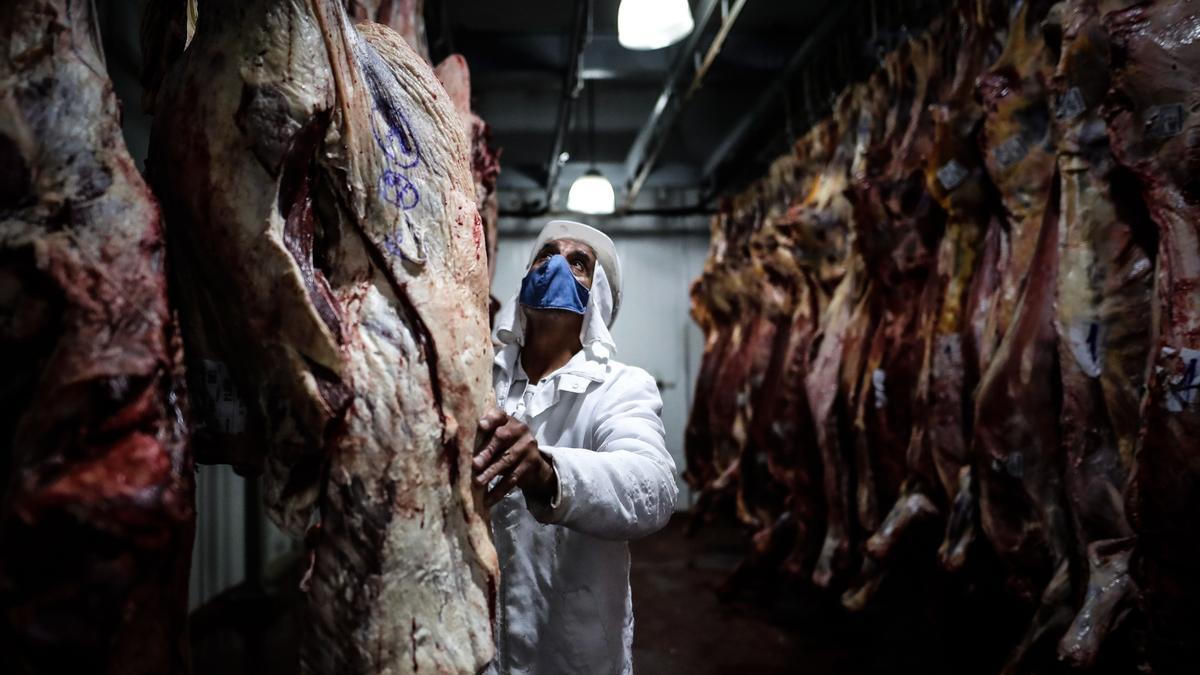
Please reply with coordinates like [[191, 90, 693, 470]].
[[474, 408, 557, 507]]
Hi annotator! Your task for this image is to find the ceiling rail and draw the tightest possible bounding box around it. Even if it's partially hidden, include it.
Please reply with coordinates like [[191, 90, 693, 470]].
[[699, 0, 854, 190], [541, 0, 592, 211], [619, 0, 746, 212]]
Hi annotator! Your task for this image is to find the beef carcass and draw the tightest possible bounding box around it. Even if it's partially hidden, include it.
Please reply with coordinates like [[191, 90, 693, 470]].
[[1049, 1, 1156, 666], [434, 56, 501, 294], [0, 1, 193, 672], [683, 268, 732, 500], [1104, 0, 1200, 670], [147, 1, 497, 672], [972, 1, 1073, 668], [346, 0, 429, 62], [687, 123, 843, 580], [758, 263, 825, 577], [804, 79, 883, 590], [684, 207, 748, 516], [695, 195, 767, 512], [751, 193, 833, 575], [868, 0, 1002, 572], [729, 221, 816, 575], [736, 226, 798, 528], [843, 33, 947, 609], [347, 0, 503, 318]]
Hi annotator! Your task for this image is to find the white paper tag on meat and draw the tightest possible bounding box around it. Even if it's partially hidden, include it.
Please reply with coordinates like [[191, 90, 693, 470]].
[[872, 368, 888, 410], [992, 134, 1029, 169], [937, 160, 968, 191], [202, 358, 247, 434], [1165, 347, 1200, 412], [1056, 87, 1086, 120], [1067, 321, 1104, 378], [1145, 103, 1185, 140]]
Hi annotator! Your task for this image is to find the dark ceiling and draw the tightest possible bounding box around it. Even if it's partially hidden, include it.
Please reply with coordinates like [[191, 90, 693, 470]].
[[430, 0, 843, 212], [94, 0, 946, 216]]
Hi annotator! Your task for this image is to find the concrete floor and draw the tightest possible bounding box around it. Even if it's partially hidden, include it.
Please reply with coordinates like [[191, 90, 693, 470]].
[[190, 514, 985, 674], [629, 515, 816, 674], [629, 514, 989, 675], [190, 513, 1142, 674]]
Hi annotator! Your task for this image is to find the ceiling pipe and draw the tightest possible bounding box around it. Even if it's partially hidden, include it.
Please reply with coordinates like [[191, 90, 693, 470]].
[[541, 0, 591, 212], [619, 0, 742, 212], [698, 0, 852, 196]]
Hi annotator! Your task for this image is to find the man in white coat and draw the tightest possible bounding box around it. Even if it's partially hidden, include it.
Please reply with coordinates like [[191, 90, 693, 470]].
[[473, 219, 678, 674]]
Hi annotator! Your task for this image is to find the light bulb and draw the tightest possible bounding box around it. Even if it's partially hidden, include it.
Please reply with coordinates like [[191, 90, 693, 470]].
[[617, 0, 695, 50], [566, 169, 615, 214]]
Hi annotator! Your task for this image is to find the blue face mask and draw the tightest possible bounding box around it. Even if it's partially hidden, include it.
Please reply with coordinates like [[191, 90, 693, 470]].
[[519, 254, 591, 315]]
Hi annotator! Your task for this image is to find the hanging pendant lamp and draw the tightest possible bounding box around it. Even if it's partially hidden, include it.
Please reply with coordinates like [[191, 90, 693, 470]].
[[567, 169, 616, 214], [618, 0, 695, 50], [567, 82, 615, 214]]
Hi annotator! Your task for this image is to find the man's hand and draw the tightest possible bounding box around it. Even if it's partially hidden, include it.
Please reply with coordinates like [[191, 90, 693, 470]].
[[474, 408, 557, 507]]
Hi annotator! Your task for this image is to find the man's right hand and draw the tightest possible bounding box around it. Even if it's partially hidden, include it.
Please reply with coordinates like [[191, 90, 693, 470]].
[[473, 408, 557, 507]]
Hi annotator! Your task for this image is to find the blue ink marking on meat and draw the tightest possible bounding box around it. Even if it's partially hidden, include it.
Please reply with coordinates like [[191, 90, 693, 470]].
[[378, 169, 420, 211], [371, 104, 421, 211], [1179, 355, 1198, 407], [382, 231, 407, 259], [374, 108, 420, 169]]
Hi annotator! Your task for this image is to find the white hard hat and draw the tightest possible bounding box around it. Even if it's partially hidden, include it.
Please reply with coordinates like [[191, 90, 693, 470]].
[[528, 219, 622, 322]]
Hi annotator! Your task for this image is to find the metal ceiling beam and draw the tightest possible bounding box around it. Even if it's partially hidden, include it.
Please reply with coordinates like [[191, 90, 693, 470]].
[[455, 33, 674, 77], [541, 0, 591, 211], [699, 0, 849, 187], [620, 0, 746, 211]]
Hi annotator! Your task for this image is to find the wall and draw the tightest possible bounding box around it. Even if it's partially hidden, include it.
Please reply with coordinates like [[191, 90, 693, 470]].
[[493, 226, 710, 509], [187, 467, 298, 610]]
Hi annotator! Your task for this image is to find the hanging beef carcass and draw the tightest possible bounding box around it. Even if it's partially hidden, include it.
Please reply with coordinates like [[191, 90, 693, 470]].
[[684, 203, 747, 516], [147, 1, 497, 672], [683, 264, 732, 502], [843, 30, 950, 609], [1047, 0, 1156, 666], [1104, 0, 1200, 671], [731, 218, 809, 579], [734, 149, 825, 536], [686, 119, 845, 582], [750, 243, 825, 578], [829, 43, 915, 608], [731, 230, 791, 530], [346, 0, 503, 317], [770, 115, 853, 576], [804, 79, 882, 590], [434, 56, 502, 298], [867, 0, 1003, 573], [0, 1, 194, 672], [693, 197, 764, 514], [346, 0, 429, 62], [972, 1, 1074, 669], [745, 128, 841, 578]]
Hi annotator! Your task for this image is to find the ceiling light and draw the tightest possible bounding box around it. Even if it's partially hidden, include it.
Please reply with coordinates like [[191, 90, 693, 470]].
[[618, 0, 695, 50], [567, 169, 615, 214]]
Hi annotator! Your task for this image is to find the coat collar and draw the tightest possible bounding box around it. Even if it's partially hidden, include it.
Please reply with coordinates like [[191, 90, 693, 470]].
[[494, 343, 609, 385]]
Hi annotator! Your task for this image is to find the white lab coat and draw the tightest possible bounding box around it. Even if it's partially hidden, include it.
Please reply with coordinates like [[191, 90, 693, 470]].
[[485, 277, 678, 674]]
